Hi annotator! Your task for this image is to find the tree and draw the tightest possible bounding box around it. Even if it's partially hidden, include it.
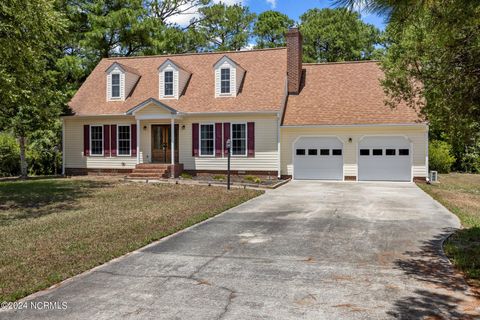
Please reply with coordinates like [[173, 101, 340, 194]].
[[367, 1, 479, 170], [197, 3, 256, 51], [0, 0, 66, 178], [299, 8, 381, 62], [253, 10, 294, 48]]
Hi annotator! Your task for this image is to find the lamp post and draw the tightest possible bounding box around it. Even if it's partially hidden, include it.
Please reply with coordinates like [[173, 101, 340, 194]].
[[226, 139, 231, 190]]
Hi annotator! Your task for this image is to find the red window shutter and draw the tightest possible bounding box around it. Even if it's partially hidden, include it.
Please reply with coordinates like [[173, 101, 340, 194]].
[[131, 124, 137, 156], [83, 125, 90, 156], [104, 125, 110, 157], [110, 125, 117, 156], [215, 123, 222, 157], [223, 123, 230, 156], [192, 123, 199, 157], [247, 122, 255, 158]]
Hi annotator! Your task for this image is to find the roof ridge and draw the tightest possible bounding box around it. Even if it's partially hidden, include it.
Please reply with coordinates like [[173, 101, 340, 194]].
[[303, 60, 380, 66], [106, 47, 287, 60]]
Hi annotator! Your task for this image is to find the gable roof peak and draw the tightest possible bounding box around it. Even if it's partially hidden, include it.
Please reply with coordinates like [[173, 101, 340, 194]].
[[105, 61, 140, 75], [213, 55, 243, 69]]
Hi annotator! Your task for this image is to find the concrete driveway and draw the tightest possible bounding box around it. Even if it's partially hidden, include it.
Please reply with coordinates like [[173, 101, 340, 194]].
[[3, 181, 479, 319]]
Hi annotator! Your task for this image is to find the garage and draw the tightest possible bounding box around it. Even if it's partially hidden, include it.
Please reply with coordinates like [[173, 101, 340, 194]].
[[293, 137, 343, 180], [358, 136, 411, 181]]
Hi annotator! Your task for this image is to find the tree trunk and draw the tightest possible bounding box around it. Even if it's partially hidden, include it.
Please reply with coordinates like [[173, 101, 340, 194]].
[[19, 135, 28, 179]]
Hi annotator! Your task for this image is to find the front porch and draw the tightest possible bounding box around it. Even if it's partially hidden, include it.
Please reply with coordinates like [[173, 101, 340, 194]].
[[129, 98, 184, 178]]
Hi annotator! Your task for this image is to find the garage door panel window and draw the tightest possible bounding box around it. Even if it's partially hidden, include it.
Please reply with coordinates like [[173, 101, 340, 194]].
[[373, 149, 383, 156], [308, 149, 317, 156], [320, 149, 330, 156], [399, 149, 410, 156], [332, 149, 342, 156], [360, 149, 370, 156], [296, 149, 306, 155], [386, 149, 396, 156]]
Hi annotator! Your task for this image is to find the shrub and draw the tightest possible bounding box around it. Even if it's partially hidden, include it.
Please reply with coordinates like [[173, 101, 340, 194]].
[[244, 175, 262, 184], [27, 129, 62, 175], [180, 172, 192, 179], [429, 140, 456, 173], [0, 132, 20, 177]]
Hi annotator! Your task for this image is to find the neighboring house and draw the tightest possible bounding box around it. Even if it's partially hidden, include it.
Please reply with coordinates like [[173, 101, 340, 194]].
[[63, 29, 428, 182]]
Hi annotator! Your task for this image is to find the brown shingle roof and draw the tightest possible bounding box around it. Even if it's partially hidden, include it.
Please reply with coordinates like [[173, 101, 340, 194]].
[[282, 61, 423, 126], [69, 48, 287, 115]]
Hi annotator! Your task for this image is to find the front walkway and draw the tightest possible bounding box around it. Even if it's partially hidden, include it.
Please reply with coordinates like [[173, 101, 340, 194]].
[[3, 181, 479, 319]]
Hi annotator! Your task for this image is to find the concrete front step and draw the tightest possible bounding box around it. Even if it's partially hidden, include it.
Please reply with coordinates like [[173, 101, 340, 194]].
[[135, 163, 170, 169]]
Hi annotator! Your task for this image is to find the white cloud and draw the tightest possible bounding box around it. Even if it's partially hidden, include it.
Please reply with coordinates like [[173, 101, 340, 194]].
[[166, 0, 246, 26], [265, 0, 276, 8], [240, 42, 255, 51]]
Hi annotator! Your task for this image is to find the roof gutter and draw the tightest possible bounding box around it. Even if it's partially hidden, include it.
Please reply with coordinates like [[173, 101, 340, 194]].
[[281, 123, 428, 128]]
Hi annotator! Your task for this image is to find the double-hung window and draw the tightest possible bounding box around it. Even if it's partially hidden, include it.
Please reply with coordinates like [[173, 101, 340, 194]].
[[231, 123, 247, 156], [117, 125, 131, 156], [164, 71, 174, 96], [220, 68, 230, 94], [111, 73, 120, 98], [90, 126, 103, 156], [200, 124, 214, 156]]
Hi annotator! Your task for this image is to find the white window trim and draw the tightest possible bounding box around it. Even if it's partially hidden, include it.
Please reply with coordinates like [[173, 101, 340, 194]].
[[199, 123, 215, 157], [219, 67, 232, 96], [163, 70, 175, 98], [117, 124, 131, 157], [110, 72, 122, 100], [230, 122, 248, 157], [90, 125, 104, 157]]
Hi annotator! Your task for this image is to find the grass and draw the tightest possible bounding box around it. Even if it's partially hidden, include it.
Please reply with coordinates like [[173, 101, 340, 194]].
[[417, 173, 480, 288], [0, 177, 262, 301]]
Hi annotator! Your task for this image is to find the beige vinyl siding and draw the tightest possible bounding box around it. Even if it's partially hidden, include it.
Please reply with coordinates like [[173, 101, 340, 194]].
[[134, 103, 173, 116], [281, 125, 428, 178], [179, 114, 279, 172], [63, 116, 137, 169], [214, 58, 245, 98]]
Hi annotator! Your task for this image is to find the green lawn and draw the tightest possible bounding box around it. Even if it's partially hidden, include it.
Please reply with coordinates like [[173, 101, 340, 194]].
[[418, 173, 480, 288], [0, 177, 262, 301]]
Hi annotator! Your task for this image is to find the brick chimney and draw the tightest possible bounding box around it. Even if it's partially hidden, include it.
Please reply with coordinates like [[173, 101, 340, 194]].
[[286, 28, 303, 94]]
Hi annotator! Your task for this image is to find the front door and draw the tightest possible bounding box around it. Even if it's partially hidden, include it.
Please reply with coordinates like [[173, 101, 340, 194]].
[[151, 125, 179, 163]]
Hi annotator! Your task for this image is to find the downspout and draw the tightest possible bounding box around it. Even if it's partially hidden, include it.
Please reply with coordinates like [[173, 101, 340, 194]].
[[277, 77, 289, 179]]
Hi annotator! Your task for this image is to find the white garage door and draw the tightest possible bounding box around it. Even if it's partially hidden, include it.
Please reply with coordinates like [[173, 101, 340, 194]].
[[293, 137, 343, 180], [358, 136, 411, 181]]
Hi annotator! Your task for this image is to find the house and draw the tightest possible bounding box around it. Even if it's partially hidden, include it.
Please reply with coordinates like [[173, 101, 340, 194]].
[[62, 28, 428, 182]]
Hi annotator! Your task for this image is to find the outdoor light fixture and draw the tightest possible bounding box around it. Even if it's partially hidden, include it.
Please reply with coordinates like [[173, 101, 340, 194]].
[[182, 125, 186, 130], [143, 126, 147, 130], [348, 138, 353, 143]]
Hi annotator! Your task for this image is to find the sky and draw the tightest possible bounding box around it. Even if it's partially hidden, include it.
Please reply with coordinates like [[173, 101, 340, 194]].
[[168, 0, 387, 31]]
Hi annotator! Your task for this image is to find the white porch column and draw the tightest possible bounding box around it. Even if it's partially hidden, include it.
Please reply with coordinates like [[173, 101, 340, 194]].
[[171, 117, 175, 177], [136, 119, 140, 164]]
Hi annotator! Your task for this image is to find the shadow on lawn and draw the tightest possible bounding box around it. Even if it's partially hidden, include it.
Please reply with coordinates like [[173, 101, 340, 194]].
[[0, 179, 113, 225], [387, 228, 479, 319]]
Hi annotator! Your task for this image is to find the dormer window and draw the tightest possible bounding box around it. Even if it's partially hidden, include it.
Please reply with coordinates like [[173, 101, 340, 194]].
[[158, 59, 191, 100], [214, 56, 245, 98], [105, 62, 140, 102], [164, 71, 174, 96], [220, 68, 231, 94], [111, 74, 121, 98]]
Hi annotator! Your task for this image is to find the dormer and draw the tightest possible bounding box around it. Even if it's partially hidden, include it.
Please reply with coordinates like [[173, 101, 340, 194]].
[[105, 62, 140, 101], [214, 56, 245, 98], [158, 59, 191, 100]]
